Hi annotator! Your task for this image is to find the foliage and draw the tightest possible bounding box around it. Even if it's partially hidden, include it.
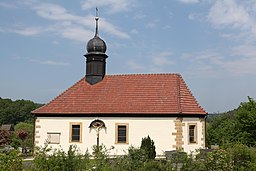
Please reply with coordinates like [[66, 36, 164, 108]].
[[91, 144, 113, 171], [29, 144, 91, 171], [227, 143, 256, 170], [206, 111, 237, 147], [0, 97, 42, 125], [206, 96, 256, 147], [0, 150, 23, 171], [127, 146, 147, 170], [11, 122, 33, 151], [235, 97, 256, 146], [140, 135, 156, 159], [0, 142, 254, 171], [17, 130, 28, 141], [203, 149, 232, 171], [0, 129, 11, 146]]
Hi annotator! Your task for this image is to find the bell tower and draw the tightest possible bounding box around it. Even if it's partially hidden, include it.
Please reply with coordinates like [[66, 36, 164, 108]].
[[84, 9, 108, 85]]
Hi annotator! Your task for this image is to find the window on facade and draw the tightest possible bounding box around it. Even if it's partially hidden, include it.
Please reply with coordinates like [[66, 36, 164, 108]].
[[188, 124, 197, 144], [47, 133, 60, 144], [116, 124, 128, 144], [70, 123, 82, 143]]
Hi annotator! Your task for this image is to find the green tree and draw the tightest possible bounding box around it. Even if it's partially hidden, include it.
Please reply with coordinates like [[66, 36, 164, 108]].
[[11, 122, 33, 150], [206, 97, 256, 147], [235, 97, 256, 146], [140, 135, 156, 159], [0, 130, 11, 146], [206, 111, 238, 147], [0, 97, 42, 125]]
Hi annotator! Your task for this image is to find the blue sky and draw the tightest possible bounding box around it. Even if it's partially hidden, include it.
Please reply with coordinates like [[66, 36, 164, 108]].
[[1, 0, 256, 113]]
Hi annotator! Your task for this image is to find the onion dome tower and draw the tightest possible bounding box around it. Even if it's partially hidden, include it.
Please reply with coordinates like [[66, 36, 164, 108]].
[[84, 9, 108, 85]]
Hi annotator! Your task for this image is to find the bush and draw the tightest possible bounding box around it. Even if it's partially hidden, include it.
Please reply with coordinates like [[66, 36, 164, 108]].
[[227, 143, 256, 170], [140, 135, 156, 159], [126, 146, 147, 170], [29, 144, 90, 171], [0, 150, 23, 171], [91, 144, 113, 171], [10, 141, 256, 171]]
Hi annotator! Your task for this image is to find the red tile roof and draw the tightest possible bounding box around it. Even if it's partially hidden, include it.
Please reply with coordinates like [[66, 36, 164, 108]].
[[32, 74, 206, 115]]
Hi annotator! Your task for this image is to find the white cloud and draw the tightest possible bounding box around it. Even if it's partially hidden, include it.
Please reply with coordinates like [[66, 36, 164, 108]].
[[126, 51, 174, 73], [130, 29, 138, 35], [10, 26, 44, 36], [127, 60, 146, 70], [231, 45, 256, 58], [100, 19, 130, 39], [3, 1, 129, 41], [223, 57, 256, 76], [182, 45, 256, 78], [133, 13, 146, 20], [208, 0, 252, 29], [178, 0, 200, 4], [206, 0, 256, 51], [60, 26, 93, 42], [145, 19, 160, 29], [30, 59, 71, 66], [188, 13, 204, 21], [0, 2, 17, 8], [52, 41, 59, 45], [152, 52, 174, 66], [81, 0, 135, 13]]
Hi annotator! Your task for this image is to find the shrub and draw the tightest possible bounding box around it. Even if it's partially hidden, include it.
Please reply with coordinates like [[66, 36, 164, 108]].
[[0, 150, 23, 171], [30, 144, 90, 171], [140, 135, 156, 159], [227, 143, 256, 170], [126, 146, 146, 170], [91, 144, 113, 171]]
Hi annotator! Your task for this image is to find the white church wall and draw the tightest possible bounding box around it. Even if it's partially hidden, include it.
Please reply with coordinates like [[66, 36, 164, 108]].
[[34, 116, 204, 156]]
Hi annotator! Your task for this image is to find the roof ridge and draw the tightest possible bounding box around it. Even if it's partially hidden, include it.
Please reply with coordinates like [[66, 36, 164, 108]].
[[106, 73, 181, 77]]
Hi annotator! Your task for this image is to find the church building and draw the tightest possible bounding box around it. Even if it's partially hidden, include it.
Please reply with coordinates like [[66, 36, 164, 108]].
[[32, 14, 207, 156]]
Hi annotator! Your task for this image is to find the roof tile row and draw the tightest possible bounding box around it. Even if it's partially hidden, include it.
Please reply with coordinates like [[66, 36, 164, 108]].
[[32, 74, 207, 115]]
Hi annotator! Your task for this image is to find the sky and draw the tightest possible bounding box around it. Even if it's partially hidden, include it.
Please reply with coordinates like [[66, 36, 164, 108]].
[[1, 0, 256, 113]]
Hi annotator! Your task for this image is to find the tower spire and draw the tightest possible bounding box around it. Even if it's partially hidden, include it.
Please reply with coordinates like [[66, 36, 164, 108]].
[[84, 7, 108, 85], [95, 7, 99, 37]]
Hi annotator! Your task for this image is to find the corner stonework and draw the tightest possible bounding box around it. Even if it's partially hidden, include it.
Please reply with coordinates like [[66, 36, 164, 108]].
[[172, 117, 185, 150], [34, 118, 41, 144], [200, 117, 206, 148]]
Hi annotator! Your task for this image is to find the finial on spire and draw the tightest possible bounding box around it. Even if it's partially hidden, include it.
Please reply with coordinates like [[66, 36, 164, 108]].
[[95, 7, 99, 37]]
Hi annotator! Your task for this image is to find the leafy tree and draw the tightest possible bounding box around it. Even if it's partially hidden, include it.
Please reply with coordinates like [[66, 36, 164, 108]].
[[0, 97, 42, 125], [235, 97, 256, 146], [0, 130, 11, 146], [206, 111, 237, 147], [11, 122, 33, 151], [206, 97, 256, 147], [140, 135, 156, 159]]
